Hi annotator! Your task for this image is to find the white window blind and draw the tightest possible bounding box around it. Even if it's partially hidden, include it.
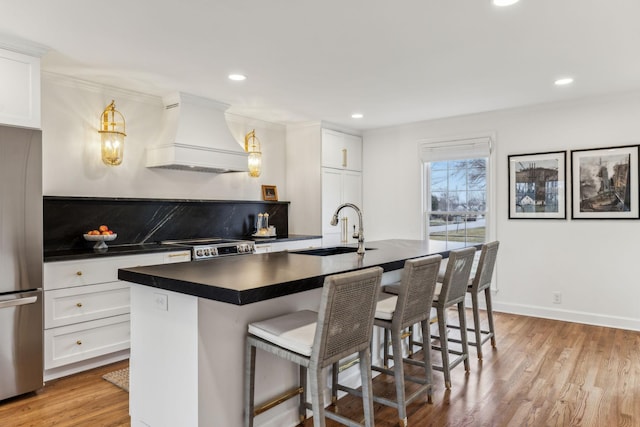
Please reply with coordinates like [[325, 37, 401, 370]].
[[419, 136, 492, 162]]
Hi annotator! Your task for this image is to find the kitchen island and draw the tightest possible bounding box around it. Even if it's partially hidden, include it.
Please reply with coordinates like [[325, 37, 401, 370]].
[[118, 239, 460, 427]]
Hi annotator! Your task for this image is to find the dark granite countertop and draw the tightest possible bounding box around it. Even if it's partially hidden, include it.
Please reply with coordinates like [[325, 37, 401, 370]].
[[44, 234, 322, 262], [118, 239, 463, 306], [43, 243, 185, 262]]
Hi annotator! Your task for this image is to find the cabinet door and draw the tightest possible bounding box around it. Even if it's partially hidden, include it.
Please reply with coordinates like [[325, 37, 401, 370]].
[[342, 133, 362, 171], [0, 49, 41, 128], [321, 168, 362, 245], [322, 168, 343, 241], [341, 171, 363, 239], [321, 129, 345, 169], [321, 129, 362, 171]]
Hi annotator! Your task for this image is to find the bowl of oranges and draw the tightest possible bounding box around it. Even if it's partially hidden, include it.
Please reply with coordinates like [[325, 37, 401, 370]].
[[83, 225, 117, 250]]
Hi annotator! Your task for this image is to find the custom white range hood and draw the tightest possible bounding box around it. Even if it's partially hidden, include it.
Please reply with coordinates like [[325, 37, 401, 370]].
[[146, 92, 248, 173]]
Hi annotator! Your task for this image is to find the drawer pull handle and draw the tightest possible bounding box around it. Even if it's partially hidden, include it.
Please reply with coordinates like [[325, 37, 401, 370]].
[[168, 253, 187, 258], [342, 148, 347, 168], [76, 302, 83, 308], [76, 340, 82, 346], [76, 271, 83, 276]]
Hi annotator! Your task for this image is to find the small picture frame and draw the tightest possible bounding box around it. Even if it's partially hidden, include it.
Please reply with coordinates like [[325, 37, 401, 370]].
[[261, 185, 278, 201], [508, 151, 566, 219], [570, 145, 639, 219]]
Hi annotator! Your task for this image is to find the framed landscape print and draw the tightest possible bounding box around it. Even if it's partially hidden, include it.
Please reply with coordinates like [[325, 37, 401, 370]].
[[508, 151, 566, 219], [570, 145, 639, 219]]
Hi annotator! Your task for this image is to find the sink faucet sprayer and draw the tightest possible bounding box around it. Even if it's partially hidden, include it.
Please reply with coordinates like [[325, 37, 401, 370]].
[[330, 203, 365, 255]]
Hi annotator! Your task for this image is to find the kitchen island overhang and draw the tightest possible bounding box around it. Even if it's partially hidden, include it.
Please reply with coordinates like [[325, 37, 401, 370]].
[[118, 239, 457, 305]]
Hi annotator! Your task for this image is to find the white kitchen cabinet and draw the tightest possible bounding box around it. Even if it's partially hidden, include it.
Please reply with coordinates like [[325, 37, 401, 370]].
[[0, 48, 41, 128], [322, 168, 362, 246], [286, 123, 363, 242], [321, 129, 362, 171], [43, 250, 190, 380], [253, 238, 322, 254]]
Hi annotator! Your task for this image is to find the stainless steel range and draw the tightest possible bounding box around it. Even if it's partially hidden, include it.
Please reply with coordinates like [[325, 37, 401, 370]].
[[162, 238, 255, 261]]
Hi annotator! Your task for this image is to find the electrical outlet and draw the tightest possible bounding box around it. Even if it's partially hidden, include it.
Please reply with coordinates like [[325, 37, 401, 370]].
[[154, 292, 168, 311], [552, 292, 562, 304]]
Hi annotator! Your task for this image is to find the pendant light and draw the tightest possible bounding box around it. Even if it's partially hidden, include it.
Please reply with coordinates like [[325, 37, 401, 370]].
[[244, 129, 262, 177], [98, 100, 126, 166]]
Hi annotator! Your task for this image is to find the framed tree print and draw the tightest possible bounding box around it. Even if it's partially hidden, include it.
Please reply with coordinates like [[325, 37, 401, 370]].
[[508, 151, 566, 219], [570, 145, 639, 219]]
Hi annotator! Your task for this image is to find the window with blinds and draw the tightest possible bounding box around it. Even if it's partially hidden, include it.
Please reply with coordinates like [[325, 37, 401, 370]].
[[420, 136, 493, 251]]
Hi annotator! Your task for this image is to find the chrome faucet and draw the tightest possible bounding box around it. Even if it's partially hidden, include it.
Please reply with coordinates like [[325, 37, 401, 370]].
[[330, 203, 365, 255]]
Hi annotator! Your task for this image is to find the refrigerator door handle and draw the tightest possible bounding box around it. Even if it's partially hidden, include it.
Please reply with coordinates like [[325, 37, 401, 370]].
[[0, 296, 38, 309]]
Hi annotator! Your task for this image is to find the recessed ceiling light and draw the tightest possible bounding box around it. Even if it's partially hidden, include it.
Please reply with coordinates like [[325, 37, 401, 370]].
[[554, 77, 574, 86], [228, 74, 247, 81], [493, 0, 520, 6], [351, 113, 364, 119]]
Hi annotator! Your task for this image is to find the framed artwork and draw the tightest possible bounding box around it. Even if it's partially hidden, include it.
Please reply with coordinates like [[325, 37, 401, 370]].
[[508, 151, 566, 219], [261, 185, 278, 201], [571, 145, 639, 219]]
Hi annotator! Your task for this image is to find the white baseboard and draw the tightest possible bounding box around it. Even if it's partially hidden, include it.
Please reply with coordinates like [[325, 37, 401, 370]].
[[44, 349, 129, 382], [493, 301, 640, 331]]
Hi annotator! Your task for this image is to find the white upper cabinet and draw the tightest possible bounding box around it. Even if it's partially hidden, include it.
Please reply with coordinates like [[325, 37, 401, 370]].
[[321, 129, 362, 171], [0, 48, 41, 128]]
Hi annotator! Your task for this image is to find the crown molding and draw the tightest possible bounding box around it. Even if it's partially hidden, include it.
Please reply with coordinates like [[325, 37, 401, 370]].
[[0, 33, 49, 57], [42, 72, 162, 106]]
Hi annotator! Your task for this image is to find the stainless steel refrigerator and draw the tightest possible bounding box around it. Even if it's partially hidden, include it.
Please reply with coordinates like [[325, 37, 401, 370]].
[[0, 125, 43, 401]]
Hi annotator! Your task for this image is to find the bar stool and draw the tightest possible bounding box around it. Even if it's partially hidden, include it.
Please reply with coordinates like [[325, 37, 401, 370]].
[[448, 241, 500, 360], [429, 246, 476, 389], [244, 266, 383, 427], [365, 255, 442, 427]]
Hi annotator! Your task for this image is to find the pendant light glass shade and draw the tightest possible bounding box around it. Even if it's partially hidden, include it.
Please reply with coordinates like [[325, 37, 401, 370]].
[[244, 129, 262, 177], [98, 100, 126, 166]]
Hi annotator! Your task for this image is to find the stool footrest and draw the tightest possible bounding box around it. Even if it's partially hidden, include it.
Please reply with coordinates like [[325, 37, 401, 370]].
[[254, 387, 304, 417]]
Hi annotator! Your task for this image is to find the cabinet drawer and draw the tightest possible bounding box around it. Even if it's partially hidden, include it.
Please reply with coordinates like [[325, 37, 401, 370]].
[[44, 253, 166, 290], [44, 314, 130, 369], [44, 282, 130, 329]]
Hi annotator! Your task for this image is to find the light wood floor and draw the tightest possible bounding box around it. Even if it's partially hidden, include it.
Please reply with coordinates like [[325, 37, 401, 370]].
[[1, 311, 639, 427]]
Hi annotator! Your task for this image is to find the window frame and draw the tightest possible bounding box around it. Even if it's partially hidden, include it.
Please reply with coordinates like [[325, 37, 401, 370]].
[[419, 133, 497, 251]]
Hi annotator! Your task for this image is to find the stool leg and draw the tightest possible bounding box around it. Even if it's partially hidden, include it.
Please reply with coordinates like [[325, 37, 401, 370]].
[[310, 364, 327, 427], [458, 302, 470, 373], [244, 341, 256, 427], [359, 347, 375, 427], [300, 365, 307, 422], [420, 319, 433, 403], [383, 328, 390, 368], [485, 287, 497, 347], [471, 291, 483, 360], [435, 306, 451, 389], [331, 362, 338, 404], [391, 326, 407, 426]]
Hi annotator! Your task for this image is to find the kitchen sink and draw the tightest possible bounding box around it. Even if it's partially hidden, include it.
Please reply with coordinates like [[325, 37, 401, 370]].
[[289, 246, 376, 256]]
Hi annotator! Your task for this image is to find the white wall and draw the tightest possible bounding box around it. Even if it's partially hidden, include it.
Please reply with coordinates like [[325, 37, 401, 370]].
[[363, 92, 640, 331], [41, 73, 287, 200]]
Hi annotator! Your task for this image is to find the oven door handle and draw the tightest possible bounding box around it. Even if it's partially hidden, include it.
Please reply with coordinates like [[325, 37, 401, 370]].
[[0, 296, 38, 309]]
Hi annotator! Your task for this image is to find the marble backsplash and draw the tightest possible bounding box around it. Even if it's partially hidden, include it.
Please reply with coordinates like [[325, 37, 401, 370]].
[[43, 196, 289, 252]]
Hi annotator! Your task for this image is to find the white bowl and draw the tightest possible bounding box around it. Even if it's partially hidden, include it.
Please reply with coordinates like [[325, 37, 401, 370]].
[[83, 233, 117, 249]]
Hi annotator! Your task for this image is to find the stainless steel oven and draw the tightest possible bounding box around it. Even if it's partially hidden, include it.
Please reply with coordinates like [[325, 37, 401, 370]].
[[161, 238, 255, 261]]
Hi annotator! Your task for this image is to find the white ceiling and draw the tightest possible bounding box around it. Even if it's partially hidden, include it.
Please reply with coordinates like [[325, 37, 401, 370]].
[[2, 0, 640, 131]]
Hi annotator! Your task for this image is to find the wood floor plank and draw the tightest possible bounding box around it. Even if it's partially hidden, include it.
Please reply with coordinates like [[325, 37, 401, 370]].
[[0, 310, 638, 427]]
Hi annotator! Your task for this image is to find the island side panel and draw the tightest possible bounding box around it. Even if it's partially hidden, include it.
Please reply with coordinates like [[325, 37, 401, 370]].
[[198, 288, 323, 427], [129, 285, 199, 427]]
